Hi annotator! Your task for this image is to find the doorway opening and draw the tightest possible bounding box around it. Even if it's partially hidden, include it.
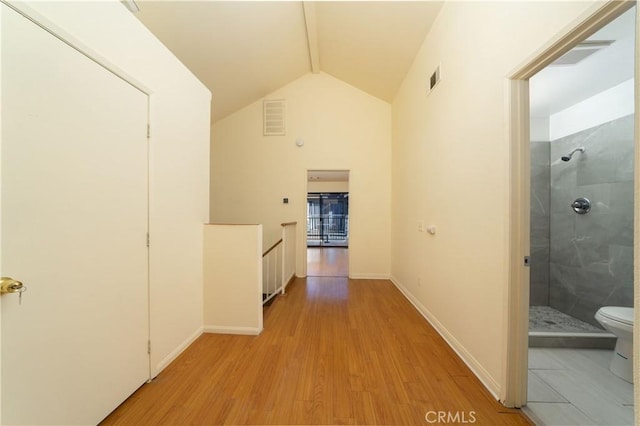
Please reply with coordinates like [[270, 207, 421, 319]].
[[505, 1, 637, 423], [306, 170, 349, 277], [307, 192, 349, 247], [525, 6, 635, 424]]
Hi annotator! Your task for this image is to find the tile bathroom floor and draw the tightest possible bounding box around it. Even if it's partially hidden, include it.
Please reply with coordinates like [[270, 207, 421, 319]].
[[524, 348, 634, 425]]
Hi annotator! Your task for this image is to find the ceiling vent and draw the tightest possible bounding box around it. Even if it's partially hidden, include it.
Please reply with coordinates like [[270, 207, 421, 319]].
[[263, 99, 286, 136], [550, 40, 614, 66]]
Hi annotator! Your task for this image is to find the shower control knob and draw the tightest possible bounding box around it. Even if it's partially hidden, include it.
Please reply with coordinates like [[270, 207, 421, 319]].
[[571, 197, 591, 214]]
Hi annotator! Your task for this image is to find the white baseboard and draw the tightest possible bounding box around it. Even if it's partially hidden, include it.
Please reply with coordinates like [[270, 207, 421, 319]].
[[349, 273, 390, 280], [283, 272, 296, 291], [153, 326, 203, 378], [203, 325, 263, 335], [390, 275, 501, 399]]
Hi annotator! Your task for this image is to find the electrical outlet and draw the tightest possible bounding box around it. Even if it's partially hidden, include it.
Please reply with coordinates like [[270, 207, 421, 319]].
[[418, 220, 424, 232]]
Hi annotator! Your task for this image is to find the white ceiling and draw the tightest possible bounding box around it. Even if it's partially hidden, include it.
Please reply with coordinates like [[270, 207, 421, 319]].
[[135, 1, 443, 122], [314, 2, 442, 102], [530, 6, 635, 118]]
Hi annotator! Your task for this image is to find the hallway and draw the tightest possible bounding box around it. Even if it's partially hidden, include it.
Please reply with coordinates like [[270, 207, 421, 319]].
[[102, 278, 531, 425], [307, 247, 348, 277]]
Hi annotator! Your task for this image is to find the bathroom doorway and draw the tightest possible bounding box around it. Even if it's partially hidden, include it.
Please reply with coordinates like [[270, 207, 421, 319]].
[[528, 5, 635, 339], [306, 170, 350, 278], [506, 2, 636, 424]]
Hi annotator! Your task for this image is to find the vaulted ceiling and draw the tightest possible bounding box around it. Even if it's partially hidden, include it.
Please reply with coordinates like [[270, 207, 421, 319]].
[[135, 1, 443, 122]]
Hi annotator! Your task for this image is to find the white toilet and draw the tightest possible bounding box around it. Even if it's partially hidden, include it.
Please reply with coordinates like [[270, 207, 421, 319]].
[[595, 306, 634, 383]]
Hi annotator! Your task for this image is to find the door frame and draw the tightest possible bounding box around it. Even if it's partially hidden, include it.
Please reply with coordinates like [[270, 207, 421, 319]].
[[503, 0, 637, 407], [0, 1, 154, 419]]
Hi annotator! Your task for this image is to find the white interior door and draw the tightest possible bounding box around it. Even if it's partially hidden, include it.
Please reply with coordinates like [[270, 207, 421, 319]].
[[1, 5, 150, 424]]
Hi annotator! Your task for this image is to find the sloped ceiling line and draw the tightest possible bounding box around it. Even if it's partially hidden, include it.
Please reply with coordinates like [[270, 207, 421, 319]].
[[135, 1, 444, 122], [303, 1, 320, 74]]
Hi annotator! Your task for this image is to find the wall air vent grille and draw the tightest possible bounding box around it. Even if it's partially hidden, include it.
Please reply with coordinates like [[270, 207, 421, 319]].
[[427, 64, 441, 95], [263, 99, 286, 136]]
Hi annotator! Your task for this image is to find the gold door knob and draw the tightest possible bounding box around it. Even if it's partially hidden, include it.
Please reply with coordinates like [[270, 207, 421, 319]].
[[1, 277, 24, 294]]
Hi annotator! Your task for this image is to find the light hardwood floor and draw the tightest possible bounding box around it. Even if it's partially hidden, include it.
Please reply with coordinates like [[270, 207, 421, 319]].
[[307, 247, 348, 277], [102, 278, 531, 425]]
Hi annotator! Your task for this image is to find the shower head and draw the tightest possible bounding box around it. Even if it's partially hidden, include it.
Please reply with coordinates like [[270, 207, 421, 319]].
[[561, 147, 585, 162]]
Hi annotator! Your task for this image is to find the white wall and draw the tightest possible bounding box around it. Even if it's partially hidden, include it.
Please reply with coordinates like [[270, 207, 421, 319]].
[[550, 78, 634, 140], [203, 224, 263, 335], [530, 117, 550, 142], [391, 0, 602, 397], [15, 0, 211, 376], [211, 72, 391, 278], [307, 180, 349, 193]]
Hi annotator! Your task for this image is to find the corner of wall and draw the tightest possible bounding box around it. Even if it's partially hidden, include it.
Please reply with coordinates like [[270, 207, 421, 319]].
[[153, 327, 203, 377]]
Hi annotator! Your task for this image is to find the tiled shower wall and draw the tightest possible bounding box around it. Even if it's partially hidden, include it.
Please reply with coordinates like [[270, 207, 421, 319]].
[[530, 141, 550, 306], [548, 114, 634, 327], [530, 114, 635, 327]]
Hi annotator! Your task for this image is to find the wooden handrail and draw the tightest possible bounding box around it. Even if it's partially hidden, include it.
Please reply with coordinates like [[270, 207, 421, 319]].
[[281, 221, 297, 227], [262, 238, 283, 257]]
